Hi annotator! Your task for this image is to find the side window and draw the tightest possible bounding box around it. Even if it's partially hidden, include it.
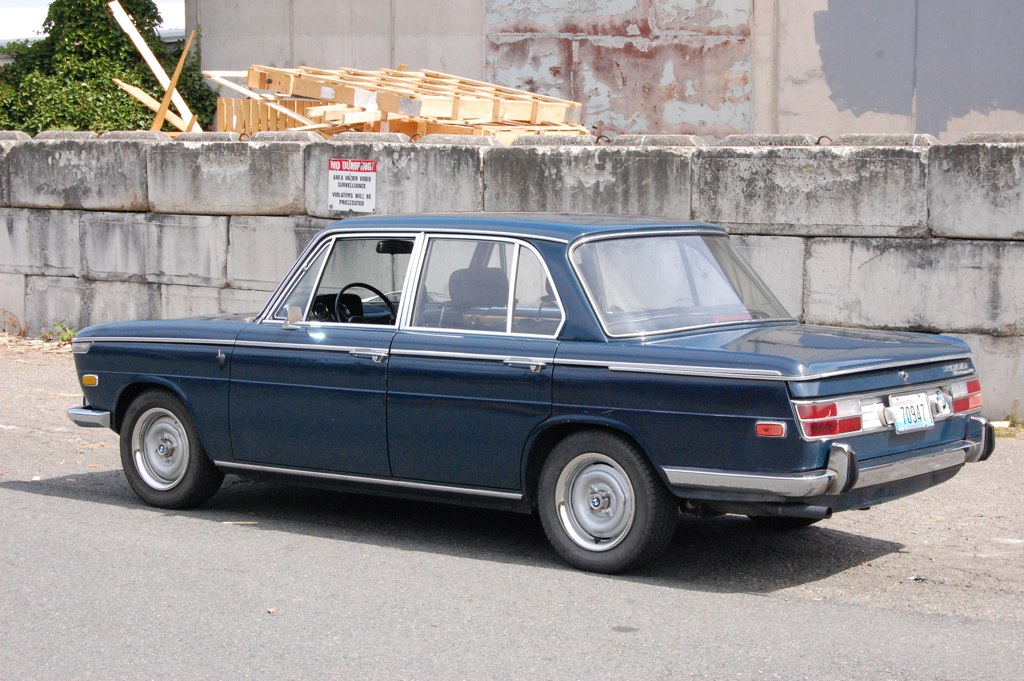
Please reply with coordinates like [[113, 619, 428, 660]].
[[276, 237, 412, 325], [512, 247, 562, 335], [412, 238, 511, 332], [411, 238, 562, 336]]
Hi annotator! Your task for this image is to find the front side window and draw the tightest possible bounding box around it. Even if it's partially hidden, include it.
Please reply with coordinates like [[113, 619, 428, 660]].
[[273, 236, 413, 325], [571, 234, 791, 337], [411, 237, 563, 336]]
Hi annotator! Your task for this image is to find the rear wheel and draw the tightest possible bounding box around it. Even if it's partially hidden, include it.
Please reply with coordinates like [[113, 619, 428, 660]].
[[538, 431, 677, 574], [120, 390, 224, 509]]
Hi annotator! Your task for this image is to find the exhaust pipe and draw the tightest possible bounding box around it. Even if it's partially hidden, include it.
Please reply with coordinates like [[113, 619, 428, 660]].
[[773, 504, 833, 520]]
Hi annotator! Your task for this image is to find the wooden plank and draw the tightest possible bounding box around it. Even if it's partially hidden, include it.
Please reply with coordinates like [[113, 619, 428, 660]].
[[203, 72, 316, 128], [108, 1, 200, 131], [151, 30, 194, 131], [112, 78, 189, 132]]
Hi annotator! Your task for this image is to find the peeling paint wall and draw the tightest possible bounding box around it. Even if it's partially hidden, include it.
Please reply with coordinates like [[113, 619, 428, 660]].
[[485, 0, 752, 137], [756, 0, 1024, 141]]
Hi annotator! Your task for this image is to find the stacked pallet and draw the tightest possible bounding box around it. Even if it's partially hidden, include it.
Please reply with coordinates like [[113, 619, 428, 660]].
[[206, 65, 588, 143]]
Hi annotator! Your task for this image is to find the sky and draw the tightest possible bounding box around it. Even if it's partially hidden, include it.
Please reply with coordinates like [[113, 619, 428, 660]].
[[0, 1, 185, 41]]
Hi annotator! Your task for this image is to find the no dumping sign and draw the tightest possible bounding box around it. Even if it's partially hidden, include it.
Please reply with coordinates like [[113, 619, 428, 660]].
[[328, 158, 377, 213]]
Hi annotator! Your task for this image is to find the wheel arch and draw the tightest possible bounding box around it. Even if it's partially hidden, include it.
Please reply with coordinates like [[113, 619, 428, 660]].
[[113, 378, 195, 434], [522, 416, 659, 509]]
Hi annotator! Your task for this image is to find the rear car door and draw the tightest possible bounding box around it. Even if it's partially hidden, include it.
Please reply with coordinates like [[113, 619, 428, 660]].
[[387, 235, 564, 490]]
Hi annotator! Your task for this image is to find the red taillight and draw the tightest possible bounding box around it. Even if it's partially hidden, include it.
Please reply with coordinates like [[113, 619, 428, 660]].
[[796, 399, 862, 438], [952, 378, 983, 413]]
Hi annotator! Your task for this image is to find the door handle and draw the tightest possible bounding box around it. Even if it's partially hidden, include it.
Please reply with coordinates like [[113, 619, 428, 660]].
[[503, 357, 547, 373], [349, 348, 388, 364]]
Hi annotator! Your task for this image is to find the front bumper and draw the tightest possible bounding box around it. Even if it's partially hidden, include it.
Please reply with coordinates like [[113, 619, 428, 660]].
[[662, 416, 994, 505], [67, 406, 111, 429]]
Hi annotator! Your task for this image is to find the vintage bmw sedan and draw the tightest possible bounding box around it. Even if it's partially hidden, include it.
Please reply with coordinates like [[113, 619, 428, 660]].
[[67, 213, 995, 573]]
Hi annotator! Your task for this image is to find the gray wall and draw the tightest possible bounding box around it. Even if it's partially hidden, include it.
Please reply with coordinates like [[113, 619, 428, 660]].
[[0, 129, 1021, 421]]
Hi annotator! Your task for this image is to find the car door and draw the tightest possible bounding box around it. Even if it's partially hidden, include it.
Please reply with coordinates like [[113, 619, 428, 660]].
[[229, 233, 415, 476], [387, 235, 564, 490]]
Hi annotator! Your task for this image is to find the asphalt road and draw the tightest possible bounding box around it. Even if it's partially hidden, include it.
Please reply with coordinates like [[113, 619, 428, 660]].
[[1, 342, 1022, 680]]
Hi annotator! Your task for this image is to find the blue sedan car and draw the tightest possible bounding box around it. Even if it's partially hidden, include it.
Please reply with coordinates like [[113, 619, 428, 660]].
[[67, 214, 994, 573]]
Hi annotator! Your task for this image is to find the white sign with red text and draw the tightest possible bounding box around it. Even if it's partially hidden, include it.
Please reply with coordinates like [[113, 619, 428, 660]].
[[328, 158, 377, 213]]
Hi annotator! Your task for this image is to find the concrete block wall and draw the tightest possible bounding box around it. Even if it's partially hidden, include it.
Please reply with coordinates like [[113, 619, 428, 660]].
[[0, 130, 1020, 421]]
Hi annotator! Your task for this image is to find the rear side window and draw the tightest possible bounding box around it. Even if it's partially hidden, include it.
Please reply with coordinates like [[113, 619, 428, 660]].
[[411, 237, 563, 336]]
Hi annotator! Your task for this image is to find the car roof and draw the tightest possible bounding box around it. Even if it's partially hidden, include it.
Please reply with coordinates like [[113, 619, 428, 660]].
[[320, 212, 727, 243]]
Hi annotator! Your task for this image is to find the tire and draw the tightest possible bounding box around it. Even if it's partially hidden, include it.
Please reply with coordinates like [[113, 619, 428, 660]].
[[537, 431, 678, 574], [747, 515, 821, 530], [119, 389, 224, 509]]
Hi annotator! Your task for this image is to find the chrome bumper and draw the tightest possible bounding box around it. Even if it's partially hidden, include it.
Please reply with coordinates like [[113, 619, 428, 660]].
[[66, 407, 111, 429], [662, 417, 993, 500]]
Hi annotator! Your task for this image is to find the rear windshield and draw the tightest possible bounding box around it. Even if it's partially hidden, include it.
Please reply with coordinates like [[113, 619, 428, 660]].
[[571, 234, 792, 337]]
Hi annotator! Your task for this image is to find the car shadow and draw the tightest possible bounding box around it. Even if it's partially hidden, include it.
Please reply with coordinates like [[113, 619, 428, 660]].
[[1, 471, 904, 592]]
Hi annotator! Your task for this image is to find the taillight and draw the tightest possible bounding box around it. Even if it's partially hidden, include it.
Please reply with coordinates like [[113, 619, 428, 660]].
[[951, 378, 983, 413], [796, 399, 862, 438]]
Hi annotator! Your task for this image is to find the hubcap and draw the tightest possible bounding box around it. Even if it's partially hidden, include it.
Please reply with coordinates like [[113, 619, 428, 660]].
[[131, 407, 189, 491], [554, 452, 636, 552]]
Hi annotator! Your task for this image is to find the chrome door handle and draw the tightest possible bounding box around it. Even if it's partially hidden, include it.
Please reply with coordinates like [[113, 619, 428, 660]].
[[350, 348, 388, 364], [503, 357, 547, 373]]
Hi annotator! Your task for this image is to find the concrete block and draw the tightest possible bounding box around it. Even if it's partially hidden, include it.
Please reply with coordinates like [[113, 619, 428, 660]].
[[7, 137, 157, 211], [484, 145, 694, 218], [0, 142, 12, 207], [161, 284, 224, 320], [0, 273, 26, 333], [101, 131, 172, 142], [956, 132, 1024, 144], [85, 280, 162, 326], [35, 131, 97, 140], [951, 333, 1024, 422], [511, 135, 598, 146], [928, 141, 1024, 240], [228, 215, 331, 289], [833, 134, 937, 147], [0, 132, 31, 141], [0, 208, 80, 276], [804, 238, 1024, 335], [148, 140, 308, 215], [694, 146, 929, 237], [220, 287, 274, 315], [249, 131, 322, 143], [719, 134, 816, 146], [731, 235, 806, 318], [175, 132, 241, 142], [23, 276, 86, 335], [305, 139, 485, 218], [420, 135, 502, 147], [613, 135, 706, 147], [80, 213, 229, 287]]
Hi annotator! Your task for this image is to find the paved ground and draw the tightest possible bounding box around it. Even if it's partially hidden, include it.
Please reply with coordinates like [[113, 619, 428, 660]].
[[1, 341, 1022, 680]]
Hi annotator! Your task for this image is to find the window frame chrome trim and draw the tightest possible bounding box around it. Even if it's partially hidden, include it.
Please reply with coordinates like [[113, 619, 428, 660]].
[[404, 233, 566, 339]]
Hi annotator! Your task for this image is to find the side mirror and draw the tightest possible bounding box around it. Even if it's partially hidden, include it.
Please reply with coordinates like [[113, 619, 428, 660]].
[[283, 305, 303, 330]]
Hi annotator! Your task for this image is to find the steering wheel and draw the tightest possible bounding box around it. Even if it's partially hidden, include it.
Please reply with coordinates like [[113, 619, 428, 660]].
[[335, 282, 398, 324]]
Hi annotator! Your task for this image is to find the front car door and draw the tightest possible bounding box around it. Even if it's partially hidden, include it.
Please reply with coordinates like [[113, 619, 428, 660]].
[[229, 232, 416, 476], [387, 235, 565, 490]]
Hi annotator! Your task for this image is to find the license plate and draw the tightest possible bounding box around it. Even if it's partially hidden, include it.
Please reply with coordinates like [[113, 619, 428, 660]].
[[889, 392, 934, 433]]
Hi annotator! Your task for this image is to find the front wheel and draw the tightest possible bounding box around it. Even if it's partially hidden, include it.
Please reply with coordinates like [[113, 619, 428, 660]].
[[537, 431, 678, 574], [120, 390, 224, 509]]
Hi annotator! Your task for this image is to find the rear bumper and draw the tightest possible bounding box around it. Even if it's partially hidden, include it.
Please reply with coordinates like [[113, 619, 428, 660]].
[[662, 416, 994, 505], [67, 406, 111, 429]]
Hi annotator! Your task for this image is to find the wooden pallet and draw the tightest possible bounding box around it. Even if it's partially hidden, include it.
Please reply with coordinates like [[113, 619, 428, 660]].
[[209, 65, 588, 142]]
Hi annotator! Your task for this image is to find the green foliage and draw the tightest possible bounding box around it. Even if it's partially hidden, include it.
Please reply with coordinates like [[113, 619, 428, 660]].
[[0, 0, 216, 135], [41, 321, 77, 345]]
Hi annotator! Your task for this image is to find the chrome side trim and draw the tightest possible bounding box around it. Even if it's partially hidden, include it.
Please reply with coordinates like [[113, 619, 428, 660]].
[[320, 225, 570, 244], [66, 407, 111, 429], [853, 447, 968, 489], [390, 348, 551, 365], [215, 461, 524, 500], [661, 466, 835, 498], [554, 353, 974, 383], [73, 336, 236, 347]]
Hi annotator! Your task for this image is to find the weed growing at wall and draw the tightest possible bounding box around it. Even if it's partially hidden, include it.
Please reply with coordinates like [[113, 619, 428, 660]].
[[0, 0, 215, 134]]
